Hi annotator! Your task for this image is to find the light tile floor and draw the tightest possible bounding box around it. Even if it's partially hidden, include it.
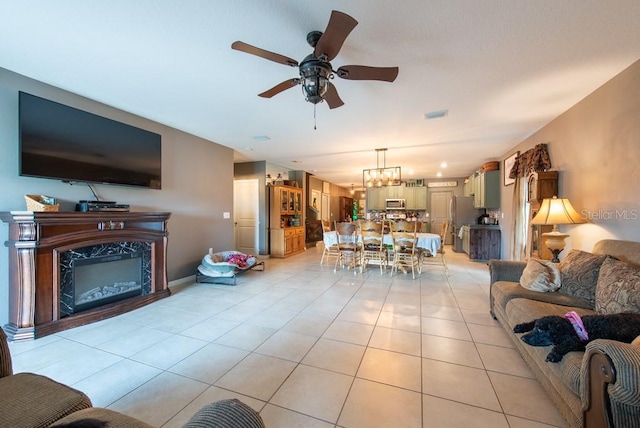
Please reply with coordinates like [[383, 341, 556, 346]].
[[9, 246, 567, 428]]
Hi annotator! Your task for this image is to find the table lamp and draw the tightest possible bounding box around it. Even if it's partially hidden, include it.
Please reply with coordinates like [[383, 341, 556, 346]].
[[530, 196, 586, 262]]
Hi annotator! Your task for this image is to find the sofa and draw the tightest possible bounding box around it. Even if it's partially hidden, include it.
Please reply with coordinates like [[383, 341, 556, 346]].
[[1, 328, 265, 428], [489, 239, 640, 428]]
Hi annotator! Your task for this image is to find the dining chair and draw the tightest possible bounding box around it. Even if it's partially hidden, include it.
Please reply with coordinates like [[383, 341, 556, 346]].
[[334, 221, 361, 273], [390, 220, 415, 233], [320, 228, 340, 265], [422, 221, 449, 275], [359, 220, 381, 232], [359, 221, 387, 274], [391, 228, 421, 279]]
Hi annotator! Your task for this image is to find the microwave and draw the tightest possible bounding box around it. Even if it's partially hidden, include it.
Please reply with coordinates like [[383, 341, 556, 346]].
[[385, 198, 406, 210]]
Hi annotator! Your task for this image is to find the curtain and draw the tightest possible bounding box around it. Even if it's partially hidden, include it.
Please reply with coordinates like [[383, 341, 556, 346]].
[[509, 143, 551, 260], [510, 176, 527, 260]]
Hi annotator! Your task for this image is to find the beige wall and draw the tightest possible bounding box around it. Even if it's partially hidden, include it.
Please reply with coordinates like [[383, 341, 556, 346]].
[[0, 68, 235, 325], [500, 59, 640, 258]]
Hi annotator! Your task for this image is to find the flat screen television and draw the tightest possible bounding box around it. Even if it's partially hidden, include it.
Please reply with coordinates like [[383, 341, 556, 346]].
[[19, 91, 162, 189]]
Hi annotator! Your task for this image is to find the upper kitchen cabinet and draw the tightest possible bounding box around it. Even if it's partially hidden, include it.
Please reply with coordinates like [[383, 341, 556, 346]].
[[472, 170, 500, 209], [463, 176, 473, 196], [366, 185, 426, 211], [366, 187, 386, 210], [405, 186, 427, 210], [386, 186, 405, 199]]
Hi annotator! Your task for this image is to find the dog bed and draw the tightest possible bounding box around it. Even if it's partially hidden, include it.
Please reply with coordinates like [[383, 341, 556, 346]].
[[196, 250, 264, 285]]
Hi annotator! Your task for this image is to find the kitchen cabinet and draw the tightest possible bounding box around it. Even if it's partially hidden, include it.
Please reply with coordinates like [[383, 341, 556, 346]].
[[473, 170, 500, 208], [366, 187, 385, 210], [386, 185, 405, 199], [527, 171, 559, 260], [463, 177, 473, 196], [366, 185, 426, 211], [405, 187, 427, 210], [270, 185, 304, 258], [468, 226, 501, 261]]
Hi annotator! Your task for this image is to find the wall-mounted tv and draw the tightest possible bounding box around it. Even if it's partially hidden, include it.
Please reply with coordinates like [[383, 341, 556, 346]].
[[19, 91, 162, 189]]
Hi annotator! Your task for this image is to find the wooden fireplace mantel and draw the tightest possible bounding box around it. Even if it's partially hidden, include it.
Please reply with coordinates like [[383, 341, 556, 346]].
[[1, 211, 171, 341]]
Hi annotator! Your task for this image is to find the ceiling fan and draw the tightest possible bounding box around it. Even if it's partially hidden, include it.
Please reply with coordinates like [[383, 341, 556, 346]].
[[231, 10, 399, 109]]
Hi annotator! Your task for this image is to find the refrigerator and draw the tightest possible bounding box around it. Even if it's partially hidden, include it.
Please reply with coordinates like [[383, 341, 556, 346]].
[[449, 196, 480, 253]]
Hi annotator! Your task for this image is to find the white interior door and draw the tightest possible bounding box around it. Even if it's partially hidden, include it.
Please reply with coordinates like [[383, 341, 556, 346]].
[[321, 193, 330, 222], [233, 179, 259, 255], [430, 190, 453, 244]]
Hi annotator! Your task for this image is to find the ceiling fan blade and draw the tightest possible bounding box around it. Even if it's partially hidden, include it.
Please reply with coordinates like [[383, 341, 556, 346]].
[[232, 41, 298, 67], [258, 79, 300, 98], [324, 82, 344, 109], [314, 11, 358, 61], [337, 65, 399, 82]]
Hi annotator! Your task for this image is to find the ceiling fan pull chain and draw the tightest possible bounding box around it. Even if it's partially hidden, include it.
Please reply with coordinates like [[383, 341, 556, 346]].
[[314, 103, 317, 130]]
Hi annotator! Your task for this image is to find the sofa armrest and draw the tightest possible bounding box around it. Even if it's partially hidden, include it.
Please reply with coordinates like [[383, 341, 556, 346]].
[[581, 339, 640, 428], [182, 399, 265, 428], [488, 260, 526, 319], [488, 260, 526, 285]]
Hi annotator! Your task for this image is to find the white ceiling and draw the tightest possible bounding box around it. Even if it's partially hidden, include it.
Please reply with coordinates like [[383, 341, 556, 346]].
[[2, 1, 639, 189]]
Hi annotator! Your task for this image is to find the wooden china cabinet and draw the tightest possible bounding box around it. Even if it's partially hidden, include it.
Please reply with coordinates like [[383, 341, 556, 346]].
[[269, 185, 305, 257], [527, 171, 558, 260]]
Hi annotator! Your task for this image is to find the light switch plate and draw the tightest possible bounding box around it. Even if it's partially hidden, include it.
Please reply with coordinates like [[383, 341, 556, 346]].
[[223, 212, 230, 219]]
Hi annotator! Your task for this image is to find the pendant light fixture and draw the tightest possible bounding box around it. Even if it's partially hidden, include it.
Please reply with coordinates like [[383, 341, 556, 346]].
[[362, 148, 402, 188]]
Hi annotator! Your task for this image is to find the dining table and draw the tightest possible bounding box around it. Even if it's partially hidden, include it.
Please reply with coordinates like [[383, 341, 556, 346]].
[[322, 231, 441, 255]]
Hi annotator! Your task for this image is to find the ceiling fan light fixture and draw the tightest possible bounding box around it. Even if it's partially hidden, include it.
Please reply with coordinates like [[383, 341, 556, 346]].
[[232, 11, 398, 110], [300, 58, 332, 104]]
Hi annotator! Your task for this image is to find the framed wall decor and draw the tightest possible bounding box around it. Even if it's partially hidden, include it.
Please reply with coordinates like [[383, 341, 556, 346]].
[[311, 189, 321, 211], [504, 152, 518, 186]]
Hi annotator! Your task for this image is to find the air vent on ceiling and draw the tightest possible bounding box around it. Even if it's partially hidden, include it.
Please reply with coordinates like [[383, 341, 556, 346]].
[[424, 110, 449, 120]]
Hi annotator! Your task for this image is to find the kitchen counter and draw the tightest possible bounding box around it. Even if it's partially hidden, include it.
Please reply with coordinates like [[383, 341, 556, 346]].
[[468, 224, 500, 229]]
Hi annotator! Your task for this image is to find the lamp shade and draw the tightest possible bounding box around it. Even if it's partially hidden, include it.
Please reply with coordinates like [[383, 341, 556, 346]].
[[531, 196, 586, 225]]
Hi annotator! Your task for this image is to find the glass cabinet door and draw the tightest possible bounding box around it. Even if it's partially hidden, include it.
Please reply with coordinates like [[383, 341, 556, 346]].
[[294, 191, 301, 213], [289, 191, 295, 212], [281, 189, 289, 212]]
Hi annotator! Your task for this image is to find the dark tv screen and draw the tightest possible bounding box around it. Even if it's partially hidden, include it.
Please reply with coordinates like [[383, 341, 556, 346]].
[[19, 92, 161, 189]]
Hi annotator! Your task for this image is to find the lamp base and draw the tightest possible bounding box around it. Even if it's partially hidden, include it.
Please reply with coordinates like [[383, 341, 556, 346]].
[[542, 230, 569, 263], [549, 248, 563, 263]]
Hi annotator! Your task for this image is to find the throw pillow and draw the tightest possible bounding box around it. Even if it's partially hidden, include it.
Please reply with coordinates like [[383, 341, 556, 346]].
[[520, 258, 561, 292], [558, 249, 607, 307], [595, 256, 640, 314]]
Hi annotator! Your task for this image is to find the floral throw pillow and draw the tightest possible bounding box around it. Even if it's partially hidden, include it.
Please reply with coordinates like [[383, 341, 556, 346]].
[[595, 256, 640, 314], [558, 249, 607, 307], [520, 258, 562, 292]]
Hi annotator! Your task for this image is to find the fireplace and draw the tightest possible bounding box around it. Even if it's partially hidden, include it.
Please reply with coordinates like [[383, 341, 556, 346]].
[[1, 211, 170, 341], [60, 242, 152, 317]]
